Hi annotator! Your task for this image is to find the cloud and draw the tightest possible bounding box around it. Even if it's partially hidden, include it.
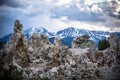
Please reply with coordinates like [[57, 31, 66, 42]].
[[31, 14, 110, 32], [0, 0, 27, 8], [99, 0, 120, 19], [93, 0, 120, 30], [0, 0, 120, 38], [16, 0, 57, 17], [0, 6, 26, 37], [50, 1, 105, 22]]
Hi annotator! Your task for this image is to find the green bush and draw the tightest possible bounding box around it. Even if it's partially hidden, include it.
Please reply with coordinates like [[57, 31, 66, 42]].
[[42, 77, 50, 80], [72, 76, 77, 80], [11, 69, 23, 80], [98, 39, 110, 50], [0, 69, 23, 80], [1, 69, 11, 80]]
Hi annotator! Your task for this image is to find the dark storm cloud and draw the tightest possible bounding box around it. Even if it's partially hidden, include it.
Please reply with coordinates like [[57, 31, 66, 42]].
[[0, 0, 26, 8]]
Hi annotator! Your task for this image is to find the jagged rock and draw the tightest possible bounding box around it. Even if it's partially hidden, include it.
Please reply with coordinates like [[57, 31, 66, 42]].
[[28, 33, 51, 62], [3, 20, 118, 80], [14, 36, 30, 67], [108, 33, 118, 52], [90, 33, 120, 80], [72, 35, 95, 49], [29, 33, 50, 50], [69, 48, 103, 79], [5, 20, 30, 67], [0, 49, 13, 70], [14, 20, 23, 33], [25, 39, 76, 79], [54, 37, 62, 47], [108, 33, 120, 64], [0, 48, 17, 80]]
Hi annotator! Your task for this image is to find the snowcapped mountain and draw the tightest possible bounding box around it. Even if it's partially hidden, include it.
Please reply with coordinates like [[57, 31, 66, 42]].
[[0, 33, 12, 43], [0, 27, 120, 47], [56, 27, 88, 38], [24, 27, 54, 39], [56, 27, 110, 38], [56, 27, 110, 40], [56, 27, 110, 46]]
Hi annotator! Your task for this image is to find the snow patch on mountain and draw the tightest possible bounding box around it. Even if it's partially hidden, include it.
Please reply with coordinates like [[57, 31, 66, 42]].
[[24, 26, 54, 39], [1, 27, 120, 47]]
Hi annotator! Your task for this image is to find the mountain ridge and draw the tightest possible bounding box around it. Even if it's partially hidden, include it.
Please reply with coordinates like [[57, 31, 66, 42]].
[[0, 27, 120, 47]]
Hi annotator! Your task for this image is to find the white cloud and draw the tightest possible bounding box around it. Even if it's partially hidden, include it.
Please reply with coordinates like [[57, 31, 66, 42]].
[[91, 4, 103, 13], [26, 14, 111, 32], [12, 0, 120, 33], [0, 0, 120, 38], [56, 0, 72, 6]]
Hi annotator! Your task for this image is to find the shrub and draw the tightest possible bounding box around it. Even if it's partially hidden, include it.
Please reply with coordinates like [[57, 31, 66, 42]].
[[42, 77, 50, 80], [0, 69, 23, 80], [98, 39, 110, 50], [11, 69, 23, 80]]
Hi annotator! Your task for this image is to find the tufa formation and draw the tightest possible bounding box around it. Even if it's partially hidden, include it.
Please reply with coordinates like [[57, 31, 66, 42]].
[[0, 20, 120, 80]]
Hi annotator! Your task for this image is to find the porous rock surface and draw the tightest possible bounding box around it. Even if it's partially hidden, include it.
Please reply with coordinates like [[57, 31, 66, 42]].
[[0, 20, 120, 80], [72, 35, 95, 49]]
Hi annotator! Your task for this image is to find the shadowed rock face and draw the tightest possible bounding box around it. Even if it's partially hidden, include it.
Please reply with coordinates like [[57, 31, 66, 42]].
[[72, 35, 95, 49], [107, 33, 120, 64], [0, 41, 4, 49]]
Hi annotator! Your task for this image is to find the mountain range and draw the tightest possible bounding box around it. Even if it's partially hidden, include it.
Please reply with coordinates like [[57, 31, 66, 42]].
[[0, 27, 120, 47]]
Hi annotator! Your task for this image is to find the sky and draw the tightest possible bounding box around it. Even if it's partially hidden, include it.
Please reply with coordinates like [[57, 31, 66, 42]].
[[0, 0, 120, 38]]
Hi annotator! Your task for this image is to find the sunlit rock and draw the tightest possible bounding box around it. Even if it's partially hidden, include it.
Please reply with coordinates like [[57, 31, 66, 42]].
[[72, 35, 95, 49]]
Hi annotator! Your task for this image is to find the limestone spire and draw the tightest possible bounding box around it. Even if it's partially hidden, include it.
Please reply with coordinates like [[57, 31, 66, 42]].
[[14, 20, 23, 33]]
